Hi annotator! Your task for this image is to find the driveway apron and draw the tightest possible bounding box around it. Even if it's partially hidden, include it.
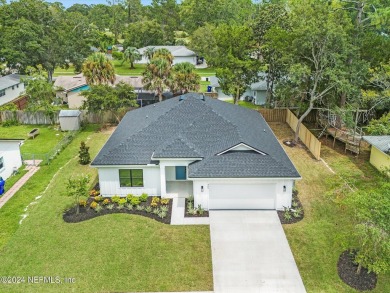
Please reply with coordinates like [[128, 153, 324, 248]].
[[209, 210, 306, 293]]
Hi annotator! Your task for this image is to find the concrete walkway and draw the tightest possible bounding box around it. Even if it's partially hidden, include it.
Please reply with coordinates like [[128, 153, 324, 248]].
[[170, 197, 210, 225], [210, 210, 306, 293], [0, 165, 40, 209]]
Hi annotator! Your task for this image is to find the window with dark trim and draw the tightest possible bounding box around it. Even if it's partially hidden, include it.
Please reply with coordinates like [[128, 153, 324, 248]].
[[119, 169, 143, 187], [0, 90, 5, 97], [0, 157, 4, 170]]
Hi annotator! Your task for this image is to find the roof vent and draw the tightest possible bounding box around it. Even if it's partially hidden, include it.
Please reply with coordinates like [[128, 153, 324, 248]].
[[179, 95, 184, 101], [201, 94, 205, 101]]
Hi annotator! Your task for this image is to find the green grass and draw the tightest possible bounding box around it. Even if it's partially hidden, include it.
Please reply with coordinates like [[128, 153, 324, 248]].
[[226, 99, 261, 110], [269, 122, 390, 293], [0, 125, 66, 154], [2, 169, 28, 192], [0, 125, 212, 293], [199, 80, 211, 92], [54, 62, 215, 77]]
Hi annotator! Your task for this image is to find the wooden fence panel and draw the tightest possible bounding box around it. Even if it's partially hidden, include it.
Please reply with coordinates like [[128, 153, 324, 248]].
[[258, 109, 287, 122], [286, 109, 321, 160]]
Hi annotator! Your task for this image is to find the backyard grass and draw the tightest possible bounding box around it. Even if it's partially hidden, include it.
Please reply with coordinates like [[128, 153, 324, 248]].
[[54, 62, 215, 77], [0, 125, 212, 293], [269, 122, 390, 293], [226, 99, 262, 110], [0, 125, 65, 154]]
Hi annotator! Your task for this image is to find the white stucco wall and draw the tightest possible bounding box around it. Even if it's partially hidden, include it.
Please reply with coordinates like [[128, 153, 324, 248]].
[[97, 166, 161, 197], [0, 141, 23, 180], [192, 178, 294, 211], [0, 83, 25, 106]]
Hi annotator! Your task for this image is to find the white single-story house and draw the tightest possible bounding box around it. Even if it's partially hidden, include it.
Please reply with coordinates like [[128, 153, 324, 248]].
[[54, 75, 148, 109], [137, 46, 197, 66], [91, 93, 300, 210], [209, 76, 268, 105], [0, 74, 25, 106], [362, 136, 390, 175], [0, 139, 24, 180]]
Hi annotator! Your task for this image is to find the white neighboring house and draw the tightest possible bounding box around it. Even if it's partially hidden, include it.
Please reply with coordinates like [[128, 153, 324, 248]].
[[137, 46, 197, 65], [0, 74, 25, 106], [91, 93, 301, 211], [0, 139, 23, 180], [209, 76, 268, 105]]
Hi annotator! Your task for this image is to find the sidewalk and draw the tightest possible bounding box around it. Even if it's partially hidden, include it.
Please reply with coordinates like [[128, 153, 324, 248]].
[[170, 197, 210, 225], [0, 164, 40, 209]]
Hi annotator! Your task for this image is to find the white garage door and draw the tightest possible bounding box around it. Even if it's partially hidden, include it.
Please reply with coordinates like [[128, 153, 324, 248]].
[[209, 184, 276, 210]]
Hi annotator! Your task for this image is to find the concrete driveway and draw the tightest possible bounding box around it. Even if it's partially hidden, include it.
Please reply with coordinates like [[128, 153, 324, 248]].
[[209, 210, 306, 293]]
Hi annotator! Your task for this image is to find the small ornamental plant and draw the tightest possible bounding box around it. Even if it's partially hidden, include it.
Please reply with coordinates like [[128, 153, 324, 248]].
[[94, 196, 103, 202], [151, 197, 160, 207], [90, 189, 100, 197], [126, 194, 134, 202], [118, 198, 127, 205], [90, 201, 98, 209], [130, 197, 141, 206], [140, 193, 148, 202], [79, 141, 91, 165], [79, 199, 87, 207], [160, 198, 170, 205], [102, 198, 110, 205], [111, 195, 120, 203]]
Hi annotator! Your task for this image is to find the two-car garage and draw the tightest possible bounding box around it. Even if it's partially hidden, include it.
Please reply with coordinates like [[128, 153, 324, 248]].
[[208, 183, 276, 210]]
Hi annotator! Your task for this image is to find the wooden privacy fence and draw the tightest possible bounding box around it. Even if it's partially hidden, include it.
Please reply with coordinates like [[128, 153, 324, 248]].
[[0, 110, 117, 125], [285, 109, 321, 160], [258, 109, 287, 122]]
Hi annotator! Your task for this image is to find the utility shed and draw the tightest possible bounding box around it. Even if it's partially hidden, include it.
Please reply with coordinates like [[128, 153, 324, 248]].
[[362, 135, 390, 175], [59, 110, 81, 131]]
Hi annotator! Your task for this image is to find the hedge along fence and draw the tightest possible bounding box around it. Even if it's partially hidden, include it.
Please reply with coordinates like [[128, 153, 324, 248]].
[[286, 109, 321, 160], [0, 110, 118, 125]]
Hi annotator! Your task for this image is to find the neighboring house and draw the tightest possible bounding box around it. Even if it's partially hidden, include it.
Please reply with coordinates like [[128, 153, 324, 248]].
[[0, 74, 25, 106], [362, 136, 390, 175], [54, 75, 151, 109], [209, 76, 268, 105], [137, 46, 197, 65], [0, 139, 23, 180], [91, 93, 300, 210]]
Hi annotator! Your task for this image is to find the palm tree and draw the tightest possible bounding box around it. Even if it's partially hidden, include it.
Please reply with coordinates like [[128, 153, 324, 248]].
[[142, 58, 172, 102], [82, 52, 116, 85], [122, 47, 142, 69], [172, 62, 201, 94], [143, 47, 155, 61], [153, 48, 174, 65]]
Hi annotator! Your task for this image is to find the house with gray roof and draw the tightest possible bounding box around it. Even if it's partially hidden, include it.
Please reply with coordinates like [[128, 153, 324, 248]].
[[0, 74, 25, 106], [362, 136, 390, 175], [91, 93, 300, 210], [137, 46, 197, 65], [209, 76, 268, 105]]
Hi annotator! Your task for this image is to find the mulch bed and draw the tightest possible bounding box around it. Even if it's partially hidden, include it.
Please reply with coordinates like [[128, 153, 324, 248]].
[[63, 196, 172, 225], [277, 191, 304, 224], [184, 198, 209, 218], [337, 250, 377, 291]]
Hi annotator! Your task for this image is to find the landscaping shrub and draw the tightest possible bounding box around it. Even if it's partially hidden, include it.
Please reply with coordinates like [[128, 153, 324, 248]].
[[90, 201, 98, 209], [78, 141, 91, 165], [151, 197, 160, 207], [118, 198, 127, 205], [102, 198, 110, 205], [106, 204, 114, 210], [160, 198, 170, 205], [95, 205, 103, 213], [140, 193, 148, 202], [111, 195, 120, 203], [94, 196, 103, 202], [130, 197, 140, 206], [79, 200, 87, 207], [126, 194, 134, 202]]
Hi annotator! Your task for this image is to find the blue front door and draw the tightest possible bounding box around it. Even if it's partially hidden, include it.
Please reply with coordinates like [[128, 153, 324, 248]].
[[175, 166, 186, 180]]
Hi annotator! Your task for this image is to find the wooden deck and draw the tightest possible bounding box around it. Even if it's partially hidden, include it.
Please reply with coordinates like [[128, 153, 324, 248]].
[[326, 127, 362, 154]]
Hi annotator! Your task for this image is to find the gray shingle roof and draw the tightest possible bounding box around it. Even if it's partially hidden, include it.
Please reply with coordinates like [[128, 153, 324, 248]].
[[0, 74, 22, 90], [363, 136, 390, 153], [92, 93, 300, 178]]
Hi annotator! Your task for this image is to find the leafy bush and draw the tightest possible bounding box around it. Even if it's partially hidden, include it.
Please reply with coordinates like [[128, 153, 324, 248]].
[[140, 193, 148, 202], [153, 208, 160, 215], [145, 206, 152, 213], [111, 195, 120, 203], [94, 196, 103, 202], [89, 189, 100, 197], [293, 207, 302, 218], [125, 203, 133, 210], [136, 205, 145, 211], [366, 112, 390, 135], [90, 201, 98, 209], [197, 205, 205, 215], [158, 210, 167, 219], [102, 198, 110, 205], [78, 141, 91, 165], [79, 199, 87, 207], [160, 205, 169, 213], [118, 198, 127, 205], [187, 195, 194, 203], [95, 205, 103, 213], [284, 208, 292, 221], [126, 194, 134, 202], [112, 51, 123, 60], [116, 204, 124, 210], [160, 198, 170, 205], [130, 197, 141, 206], [292, 200, 298, 208], [106, 204, 114, 210], [151, 196, 160, 207]]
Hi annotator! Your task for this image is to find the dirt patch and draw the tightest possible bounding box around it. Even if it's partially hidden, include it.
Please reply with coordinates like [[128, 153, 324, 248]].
[[277, 191, 304, 224], [337, 250, 377, 291], [184, 198, 209, 218], [63, 197, 172, 225]]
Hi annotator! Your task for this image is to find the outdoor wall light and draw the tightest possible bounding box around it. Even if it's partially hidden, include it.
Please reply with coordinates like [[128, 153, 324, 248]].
[[283, 185, 286, 192], [201, 186, 204, 192]]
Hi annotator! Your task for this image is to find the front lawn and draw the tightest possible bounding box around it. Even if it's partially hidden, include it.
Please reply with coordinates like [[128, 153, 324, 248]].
[[269, 122, 390, 293], [0, 125, 212, 293], [0, 125, 65, 154]]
